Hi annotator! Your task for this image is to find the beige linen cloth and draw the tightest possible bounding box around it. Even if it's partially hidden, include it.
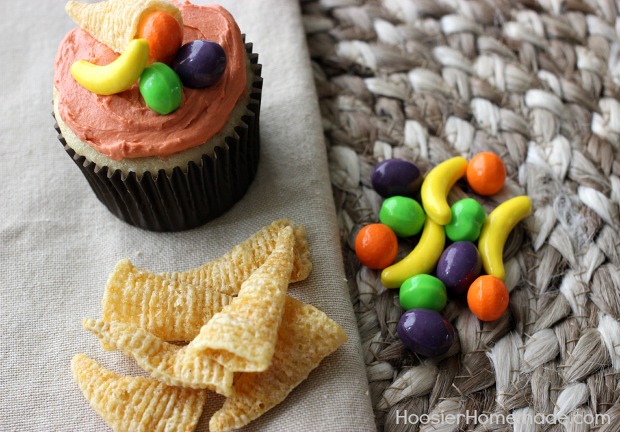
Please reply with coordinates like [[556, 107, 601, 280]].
[[0, 0, 376, 430]]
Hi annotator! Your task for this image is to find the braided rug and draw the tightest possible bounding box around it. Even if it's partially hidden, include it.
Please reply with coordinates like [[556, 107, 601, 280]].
[[302, 0, 620, 430]]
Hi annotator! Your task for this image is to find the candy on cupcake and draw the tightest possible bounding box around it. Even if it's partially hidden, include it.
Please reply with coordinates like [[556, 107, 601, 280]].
[[53, 0, 262, 230]]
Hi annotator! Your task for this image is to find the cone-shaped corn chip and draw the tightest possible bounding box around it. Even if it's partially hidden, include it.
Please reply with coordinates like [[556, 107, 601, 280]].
[[102, 259, 232, 342], [162, 219, 312, 296], [209, 297, 347, 432], [186, 226, 295, 372], [71, 354, 206, 432], [83, 319, 233, 396], [65, 0, 183, 53]]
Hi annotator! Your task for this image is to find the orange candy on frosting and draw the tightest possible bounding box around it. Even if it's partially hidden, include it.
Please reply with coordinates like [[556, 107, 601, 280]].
[[137, 11, 184, 64]]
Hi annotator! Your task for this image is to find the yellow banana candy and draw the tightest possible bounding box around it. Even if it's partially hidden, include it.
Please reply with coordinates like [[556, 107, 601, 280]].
[[70, 38, 149, 95], [421, 156, 468, 225], [478, 195, 532, 280], [381, 217, 445, 288]]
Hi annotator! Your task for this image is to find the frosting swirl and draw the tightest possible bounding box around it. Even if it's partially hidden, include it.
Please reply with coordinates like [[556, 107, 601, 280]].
[[54, 3, 247, 160]]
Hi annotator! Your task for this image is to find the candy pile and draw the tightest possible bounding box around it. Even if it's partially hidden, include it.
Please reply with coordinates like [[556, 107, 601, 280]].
[[66, 0, 227, 114], [355, 153, 532, 357]]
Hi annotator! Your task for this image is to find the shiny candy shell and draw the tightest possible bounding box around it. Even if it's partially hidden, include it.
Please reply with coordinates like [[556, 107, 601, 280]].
[[371, 159, 423, 198], [445, 198, 486, 242], [173, 40, 227, 89], [467, 275, 509, 322], [467, 152, 506, 196], [354, 224, 398, 270], [436, 241, 482, 295], [139, 62, 183, 115], [137, 11, 184, 65], [399, 274, 447, 311], [379, 196, 425, 238], [397, 309, 455, 357]]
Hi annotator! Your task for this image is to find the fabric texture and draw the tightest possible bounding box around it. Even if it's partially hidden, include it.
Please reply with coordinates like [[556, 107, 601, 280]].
[[0, 0, 376, 430], [303, 1, 620, 431]]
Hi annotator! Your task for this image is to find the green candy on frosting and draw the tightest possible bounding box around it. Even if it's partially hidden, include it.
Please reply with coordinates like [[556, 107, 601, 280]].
[[139, 62, 183, 115]]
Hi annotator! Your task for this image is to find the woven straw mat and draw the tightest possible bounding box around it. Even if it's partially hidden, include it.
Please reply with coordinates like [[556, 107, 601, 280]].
[[302, 0, 620, 431]]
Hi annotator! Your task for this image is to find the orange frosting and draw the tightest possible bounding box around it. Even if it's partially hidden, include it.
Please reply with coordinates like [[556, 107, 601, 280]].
[[54, 3, 247, 160]]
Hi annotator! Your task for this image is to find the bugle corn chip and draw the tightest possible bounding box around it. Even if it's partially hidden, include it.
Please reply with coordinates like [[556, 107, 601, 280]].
[[102, 259, 233, 342], [83, 319, 233, 396], [186, 226, 295, 372], [65, 0, 183, 54], [162, 219, 312, 296], [71, 354, 206, 432], [209, 296, 347, 432]]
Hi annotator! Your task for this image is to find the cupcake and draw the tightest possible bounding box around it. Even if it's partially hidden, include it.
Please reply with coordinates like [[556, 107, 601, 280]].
[[53, 0, 262, 231]]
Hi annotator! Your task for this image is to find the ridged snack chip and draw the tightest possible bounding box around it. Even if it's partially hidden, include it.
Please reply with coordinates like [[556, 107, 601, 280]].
[[71, 354, 207, 432], [209, 297, 348, 432], [65, 0, 183, 53], [101, 259, 233, 342], [162, 219, 312, 296], [185, 226, 295, 372], [83, 318, 234, 396]]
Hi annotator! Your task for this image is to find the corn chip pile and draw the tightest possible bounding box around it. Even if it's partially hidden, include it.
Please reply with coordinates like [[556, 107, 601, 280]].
[[72, 219, 347, 432]]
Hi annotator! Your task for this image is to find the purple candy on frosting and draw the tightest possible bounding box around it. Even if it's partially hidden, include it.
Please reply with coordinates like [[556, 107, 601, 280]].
[[397, 309, 455, 357], [173, 40, 227, 89]]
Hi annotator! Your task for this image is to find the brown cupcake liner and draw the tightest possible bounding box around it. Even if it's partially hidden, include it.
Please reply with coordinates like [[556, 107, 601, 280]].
[[54, 38, 262, 232]]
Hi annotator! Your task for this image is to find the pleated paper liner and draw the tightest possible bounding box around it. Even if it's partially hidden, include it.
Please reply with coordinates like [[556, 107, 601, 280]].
[[54, 39, 262, 232]]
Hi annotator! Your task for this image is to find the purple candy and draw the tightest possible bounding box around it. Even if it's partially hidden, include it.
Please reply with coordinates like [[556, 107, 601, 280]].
[[397, 309, 455, 357], [436, 241, 482, 295], [371, 159, 422, 198], [172, 40, 227, 89]]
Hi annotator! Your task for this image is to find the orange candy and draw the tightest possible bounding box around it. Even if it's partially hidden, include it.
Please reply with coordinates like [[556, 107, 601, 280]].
[[467, 275, 509, 321], [137, 11, 184, 65], [466, 152, 506, 196], [355, 224, 398, 270]]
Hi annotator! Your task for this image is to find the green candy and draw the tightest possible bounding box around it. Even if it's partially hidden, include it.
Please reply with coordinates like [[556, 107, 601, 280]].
[[139, 62, 183, 115], [399, 274, 447, 311], [379, 196, 425, 238], [445, 198, 486, 242]]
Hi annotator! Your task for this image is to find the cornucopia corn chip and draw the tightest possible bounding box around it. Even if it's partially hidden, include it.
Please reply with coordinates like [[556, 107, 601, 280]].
[[185, 226, 294, 372], [65, 0, 183, 53], [209, 296, 348, 432], [102, 258, 233, 342], [71, 353, 207, 432], [83, 318, 233, 396], [161, 219, 312, 296]]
